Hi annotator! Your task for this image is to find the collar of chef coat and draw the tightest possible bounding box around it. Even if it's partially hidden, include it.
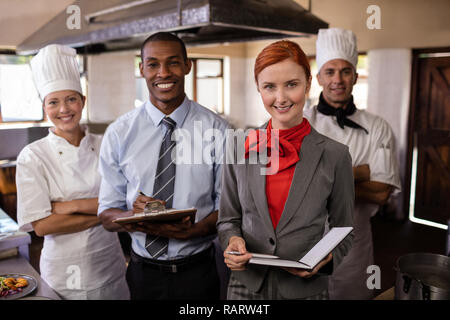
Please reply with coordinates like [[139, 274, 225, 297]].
[[47, 124, 93, 149], [144, 96, 190, 131]]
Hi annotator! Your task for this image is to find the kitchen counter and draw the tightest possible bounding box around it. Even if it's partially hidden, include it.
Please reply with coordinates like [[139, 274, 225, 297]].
[[0, 207, 60, 299], [0, 255, 61, 300], [0, 208, 30, 259]]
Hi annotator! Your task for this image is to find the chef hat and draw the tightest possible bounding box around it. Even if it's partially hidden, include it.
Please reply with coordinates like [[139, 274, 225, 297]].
[[30, 44, 82, 100], [316, 28, 358, 73]]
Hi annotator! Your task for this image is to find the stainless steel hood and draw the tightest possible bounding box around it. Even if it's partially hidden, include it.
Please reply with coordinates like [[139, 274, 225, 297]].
[[17, 0, 328, 55]]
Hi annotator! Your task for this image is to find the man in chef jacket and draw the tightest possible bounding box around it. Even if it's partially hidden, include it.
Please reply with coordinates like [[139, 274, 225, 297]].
[[303, 28, 401, 300]]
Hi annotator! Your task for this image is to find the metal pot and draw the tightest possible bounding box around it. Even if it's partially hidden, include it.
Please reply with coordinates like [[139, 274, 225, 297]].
[[395, 253, 450, 300]]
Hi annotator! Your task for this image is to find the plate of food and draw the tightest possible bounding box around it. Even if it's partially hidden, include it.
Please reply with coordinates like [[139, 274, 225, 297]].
[[0, 274, 37, 300]]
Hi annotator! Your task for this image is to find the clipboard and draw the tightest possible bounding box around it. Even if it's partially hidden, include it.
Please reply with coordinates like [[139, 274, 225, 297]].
[[112, 201, 196, 225], [113, 208, 197, 224]]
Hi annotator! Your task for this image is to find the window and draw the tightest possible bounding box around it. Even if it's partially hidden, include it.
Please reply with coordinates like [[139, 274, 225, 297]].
[[135, 56, 147, 108], [78, 55, 88, 121], [135, 57, 224, 114], [307, 54, 369, 109], [0, 54, 88, 123], [190, 58, 224, 114], [0, 55, 42, 122]]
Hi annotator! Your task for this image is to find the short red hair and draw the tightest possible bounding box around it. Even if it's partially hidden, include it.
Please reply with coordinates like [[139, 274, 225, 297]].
[[254, 40, 311, 84]]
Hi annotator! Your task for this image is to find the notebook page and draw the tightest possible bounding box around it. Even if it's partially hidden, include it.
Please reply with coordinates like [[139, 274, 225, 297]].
[[249, 258, 311, 269], [299, 227, 353, 268]]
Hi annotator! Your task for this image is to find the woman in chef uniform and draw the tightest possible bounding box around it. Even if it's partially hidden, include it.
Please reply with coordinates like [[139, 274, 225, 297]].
[[16, 44, 130, 300]]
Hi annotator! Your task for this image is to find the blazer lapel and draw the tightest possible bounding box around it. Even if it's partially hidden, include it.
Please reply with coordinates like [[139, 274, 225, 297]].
[[275, 128, 325, 232], [247, 162, 276, 236], [246, 121, 275, 236]]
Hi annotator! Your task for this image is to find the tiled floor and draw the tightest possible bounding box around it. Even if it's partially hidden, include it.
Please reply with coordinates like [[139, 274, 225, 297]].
[[27, 213, 448, 297]]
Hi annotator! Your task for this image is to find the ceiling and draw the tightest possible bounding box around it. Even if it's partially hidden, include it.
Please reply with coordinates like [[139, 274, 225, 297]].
[[2, 0, 449, 54], [0, 0, 74, 50]]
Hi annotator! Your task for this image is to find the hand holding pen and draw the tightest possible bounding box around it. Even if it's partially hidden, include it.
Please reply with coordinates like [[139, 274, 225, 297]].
[[130, 190, 193, 239], [133, 190, 166, 214]]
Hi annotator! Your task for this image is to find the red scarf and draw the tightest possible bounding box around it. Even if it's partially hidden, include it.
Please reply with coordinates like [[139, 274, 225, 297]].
[[245, 118, 311, 172], [245, 118, 311, 229]]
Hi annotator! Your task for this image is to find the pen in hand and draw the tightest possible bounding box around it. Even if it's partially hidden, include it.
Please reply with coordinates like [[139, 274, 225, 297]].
[[137, 191, 167, 211], [226, 251, 243, 255]]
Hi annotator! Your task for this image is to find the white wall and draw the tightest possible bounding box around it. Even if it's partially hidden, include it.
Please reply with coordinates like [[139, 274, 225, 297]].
[[291, 0, 450, 53], [87, 51, 136, 123], [244, 58, 270, 129], [223, 56, 247, 129], [367, 49, 412, 219]]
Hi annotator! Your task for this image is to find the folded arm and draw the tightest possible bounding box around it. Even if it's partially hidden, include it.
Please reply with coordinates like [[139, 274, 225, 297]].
[[32, 213, 100, 237], [353, 164, 370, 183], [355, 181, 393, 206], [16, 155, 101, 236], [353, 164, 393, 205], [51, 198, 99, 215]]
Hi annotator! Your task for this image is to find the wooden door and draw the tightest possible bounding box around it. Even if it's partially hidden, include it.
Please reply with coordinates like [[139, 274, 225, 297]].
[[407, 52, 450, 226]]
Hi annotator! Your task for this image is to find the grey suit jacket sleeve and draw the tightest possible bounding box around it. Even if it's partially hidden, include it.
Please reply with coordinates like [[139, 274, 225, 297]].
[[328, 146, 355, 271], [217, 162, 243, 250]]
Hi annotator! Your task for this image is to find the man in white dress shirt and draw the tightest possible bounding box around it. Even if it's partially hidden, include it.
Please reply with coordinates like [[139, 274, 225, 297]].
[[97, 32, 229, 300], [304, 28, 401, 299]]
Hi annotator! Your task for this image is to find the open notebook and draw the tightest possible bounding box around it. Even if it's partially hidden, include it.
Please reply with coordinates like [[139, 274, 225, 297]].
[[248, 227, 353, 270]]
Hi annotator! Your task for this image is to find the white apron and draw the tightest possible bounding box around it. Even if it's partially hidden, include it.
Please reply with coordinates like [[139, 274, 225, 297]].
[[16, 128, 130, 300], [305, 106, 401, 300], [39, 227, 129, 300]]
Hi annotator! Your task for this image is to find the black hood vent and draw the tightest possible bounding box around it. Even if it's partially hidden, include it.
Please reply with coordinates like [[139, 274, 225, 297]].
[[17, 0, 328, 54]]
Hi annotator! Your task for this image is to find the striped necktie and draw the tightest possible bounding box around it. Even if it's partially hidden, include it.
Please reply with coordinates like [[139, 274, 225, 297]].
[[145, 117, 176, 258]]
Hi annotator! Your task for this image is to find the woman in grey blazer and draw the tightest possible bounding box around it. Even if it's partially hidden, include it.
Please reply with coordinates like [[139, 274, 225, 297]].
[[217, 40, 354, 300]]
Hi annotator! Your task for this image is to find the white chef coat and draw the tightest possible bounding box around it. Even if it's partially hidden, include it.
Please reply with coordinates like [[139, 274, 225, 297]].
[[16, 127, 129, 300], [304, 105, 401, 300]]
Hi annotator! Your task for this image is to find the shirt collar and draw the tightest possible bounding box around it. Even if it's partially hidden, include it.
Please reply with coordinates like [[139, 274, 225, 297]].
[[145, 96, 190, 129]]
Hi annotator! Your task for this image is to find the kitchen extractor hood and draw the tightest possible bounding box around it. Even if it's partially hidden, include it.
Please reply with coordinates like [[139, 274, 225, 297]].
[[16, 0, 328, 55]]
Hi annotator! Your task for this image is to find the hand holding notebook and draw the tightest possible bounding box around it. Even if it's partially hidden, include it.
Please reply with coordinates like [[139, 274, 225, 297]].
[[247, 227, 353, 270]]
